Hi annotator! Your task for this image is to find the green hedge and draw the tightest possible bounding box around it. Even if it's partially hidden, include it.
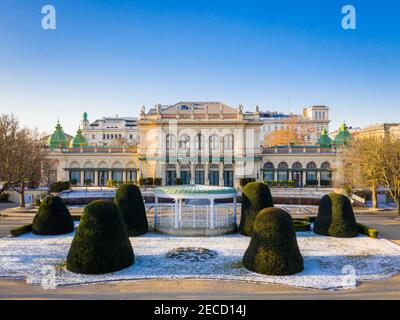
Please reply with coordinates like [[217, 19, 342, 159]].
[[66, 200, 134, 275], [314, 192, 359, 238], [243, 207, 304, 275], [114, 184, 148, 236], [32, 195, 74, 235], [239, 182, 274, 236], [358, 224, 379, 239], [11, 224, 33, 237]]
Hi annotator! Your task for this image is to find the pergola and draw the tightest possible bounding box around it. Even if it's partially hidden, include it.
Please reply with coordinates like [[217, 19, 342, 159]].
[[153, 185, 238, 236]]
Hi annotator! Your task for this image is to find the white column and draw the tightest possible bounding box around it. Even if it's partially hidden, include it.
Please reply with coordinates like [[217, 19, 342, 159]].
[[190, 163, 195, 184], [94, 171, 99, 186], [210, 199, 215, 229], [219, 162, 224, 186], [154, 196, 158, 226], [179, 198, 183, 227], [80, 170, 84, 186], [205, 163, 210, 185], [233, 196, 237, 225], [174, 198, 179, 228]]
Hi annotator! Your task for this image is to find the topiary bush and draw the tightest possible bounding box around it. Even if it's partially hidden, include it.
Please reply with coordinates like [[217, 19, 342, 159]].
[[114, 184, 148, 236], [32, 195, 74, 235], [66, 200, 134, 274], [239, 182, 274, 236], [243, 207, 304, 275], [314, 192, 359, 238]]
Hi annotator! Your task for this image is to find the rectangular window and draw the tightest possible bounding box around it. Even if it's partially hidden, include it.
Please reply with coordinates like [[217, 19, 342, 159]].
[[98, 171, 108, 186], [69, 170, 80, 185], [195, 170, 205, 185], [112, 170, 123, 182], [263, 171, 274, 182], [84, 171, 94, 185], [278, 171, 288, 182], [209, 171, 219, 186]]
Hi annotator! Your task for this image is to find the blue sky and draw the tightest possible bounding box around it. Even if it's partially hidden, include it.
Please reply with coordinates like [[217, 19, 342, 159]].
[[0, 0, 399, 135]]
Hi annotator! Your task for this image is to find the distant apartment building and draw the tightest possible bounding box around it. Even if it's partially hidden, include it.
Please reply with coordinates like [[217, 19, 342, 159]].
[[259, 105, 330, 145], [80, 112, 139, 146], [355, 123, 400, 140]]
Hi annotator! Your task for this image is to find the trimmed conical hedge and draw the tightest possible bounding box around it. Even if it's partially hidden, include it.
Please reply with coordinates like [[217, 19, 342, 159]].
[[239, 182, 274, 236], [32, 195, 74, 235], [314, 192, 359, 238], [243, 207, 304, 275], [66, 200, 134, 274], [114, 184, 148, 236]]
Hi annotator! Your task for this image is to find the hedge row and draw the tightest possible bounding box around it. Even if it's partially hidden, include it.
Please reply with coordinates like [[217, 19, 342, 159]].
[[49, 181, 71, 193]]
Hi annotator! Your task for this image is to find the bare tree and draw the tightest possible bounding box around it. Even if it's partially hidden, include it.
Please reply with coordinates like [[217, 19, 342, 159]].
[[341, 138, 382, 208], [342, 136, 400, 215], [0, 114, 50, 207], [377, 138, 400, 217]]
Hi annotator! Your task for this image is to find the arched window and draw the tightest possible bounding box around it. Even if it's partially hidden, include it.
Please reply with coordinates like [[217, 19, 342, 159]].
[[262, 162, 274, 182], [263, 162, 274, 169], [278, 162, 289, 169], [179, 134, 190, 151], [209, 135, 220, 151], [306, 162, 317, 169], [321, 162, 331, 170], [292, 162, 302, 170], [277, 162, 289, 182], [223, 135, 234, 151], [306, 162, 317, 184], [166, 134, 176, 150]]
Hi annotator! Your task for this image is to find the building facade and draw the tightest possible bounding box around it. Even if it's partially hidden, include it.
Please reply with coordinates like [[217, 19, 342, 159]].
[[259, 105, 330, 145], [355, 123, 400, 140], [80, 112, 139, 147], [46, 102, 348, 188]]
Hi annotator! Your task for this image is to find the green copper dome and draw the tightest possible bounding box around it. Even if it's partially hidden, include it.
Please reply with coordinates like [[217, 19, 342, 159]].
[[334, 122, 353, 146], [317, 128, 333, 148], [48, 121, 67, 148], [83, 112, 88, 121], [70, 128, 88, 148]]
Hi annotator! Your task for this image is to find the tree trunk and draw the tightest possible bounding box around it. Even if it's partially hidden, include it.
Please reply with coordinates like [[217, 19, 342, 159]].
[[372, 186, 378, 209], [20, 182, 25, 208]]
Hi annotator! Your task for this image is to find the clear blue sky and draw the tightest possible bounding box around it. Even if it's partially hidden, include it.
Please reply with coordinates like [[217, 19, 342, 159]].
[[0, 0, 399, 135]]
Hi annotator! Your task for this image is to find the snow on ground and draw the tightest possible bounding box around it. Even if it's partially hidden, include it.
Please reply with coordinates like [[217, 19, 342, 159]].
[[1, 230, 400, 290]]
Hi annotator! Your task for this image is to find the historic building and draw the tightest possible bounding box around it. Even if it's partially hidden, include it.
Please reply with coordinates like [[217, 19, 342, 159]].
[[259, 105, 330, 145], [45, 102, 350, 188], [355, 123, 400, 140], [80, 112, 139, 147]]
